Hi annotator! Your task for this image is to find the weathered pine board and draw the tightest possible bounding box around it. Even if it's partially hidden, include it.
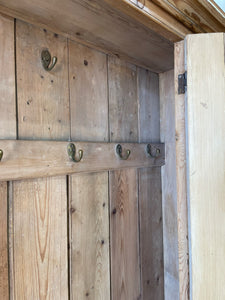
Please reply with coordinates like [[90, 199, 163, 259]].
[[10, 20, 69, 299], [69, 41, 108, 142], [138, 68, 164, 300], [108, 56, 140, 300], [69, 42, 110, 299], [0, 140, 165, 181], [16, 20, 70, 140], [0, 182, 8, 300], [160, 69, 179, 300], [186, 33, 225, 300], [70, 173, 110, 299], [0, 14, 16, 300], [110, 169, 140, 300], [12, 177, 68, 299], [174, 41, 189, 300]]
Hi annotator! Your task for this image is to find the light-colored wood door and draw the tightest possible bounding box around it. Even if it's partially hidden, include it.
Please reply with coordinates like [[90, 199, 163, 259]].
[[185, 33, 225, 299]]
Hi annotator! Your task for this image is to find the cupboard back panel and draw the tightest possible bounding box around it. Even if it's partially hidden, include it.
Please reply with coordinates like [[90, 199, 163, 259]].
[[0, 15, 164, 300]]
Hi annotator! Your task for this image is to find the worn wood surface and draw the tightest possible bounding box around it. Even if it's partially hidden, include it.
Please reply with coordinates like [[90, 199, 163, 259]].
[[0, 182, 8, 300], [9, 19, 69, 299], [110, 169, 140, 300], [186, 33, 225, 300], [174, 41, 189, 300], [108, 56, 140, 300], [70, 173, 110, 300], [69, 43, 110, 299], [12, 177, 68, 299], [0, 14, 16, 139], [160, 69, 179, 300], [16, 20, 70, 140], [69, 41, 108, 142], [0, 140, 165, 181], [0, 0, 174, 73], [138, 68, 164, 300], [0, 14, 16, 300]]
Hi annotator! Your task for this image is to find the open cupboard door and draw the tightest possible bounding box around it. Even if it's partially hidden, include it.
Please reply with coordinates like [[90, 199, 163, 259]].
[[175, 33, 225, 299]]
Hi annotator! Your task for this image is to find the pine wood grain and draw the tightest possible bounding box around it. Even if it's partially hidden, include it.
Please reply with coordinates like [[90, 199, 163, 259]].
[[108, 56, 138, 143], [110, 169, 140, 300], [174, 41, 189, 300], [0, 14, 16, 300], [16, 20, 70, 140], [70, 172, 110, 300], [0, 14, 16, 139], [160, 69, 179, 300], [12, 177, 68, 299], [0, 182, 8, 300], [69, 41, 108, 142], [69, 43, 110, 299], [10, 19, 70, 299], [108, 56, 140, 300], [186, 33, 225, 300], [138, 68, 164, 300], [0, 0, 175, 73]]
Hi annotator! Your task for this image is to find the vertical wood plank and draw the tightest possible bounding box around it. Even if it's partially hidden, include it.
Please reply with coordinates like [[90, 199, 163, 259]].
[[138, 68, 164, 300], [108, 56, 140, 300], [0, 14, 16, 300], [110, 169, 139, 300], [108, 57, 138, 142], [186, 33, 225, 300], [160, 69, 179, 300], [16, 20, 70, 140], [12, 177, 68, 299], [69, 41, 108, 142], [0, 14, 16, 139], [0, 182, 8, 300], [70, 173, 110, 299], [174, 41, 189, 300], [69, 42, 110, 300], [12, 20, 69, 299]]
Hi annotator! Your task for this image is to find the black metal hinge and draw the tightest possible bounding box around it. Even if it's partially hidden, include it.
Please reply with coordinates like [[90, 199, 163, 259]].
[[178, 71, 187, 94]]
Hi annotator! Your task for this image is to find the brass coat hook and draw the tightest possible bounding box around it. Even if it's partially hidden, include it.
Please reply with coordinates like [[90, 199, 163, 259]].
[[147, 144, 160, 158], [116, 144, 131, 160], [67, 143, 83, 163], [0, 149, 3, 161], [41, 49, 57, 71]]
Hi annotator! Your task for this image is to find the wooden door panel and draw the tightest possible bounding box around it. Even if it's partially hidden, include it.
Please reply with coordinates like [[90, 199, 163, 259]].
[[186, 33, 225, 300]]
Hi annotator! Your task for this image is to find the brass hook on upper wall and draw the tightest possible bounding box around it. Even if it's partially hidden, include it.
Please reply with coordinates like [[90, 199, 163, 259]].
[[146, 144, 160, 158], [0, 149, 3, 161], [67, 143, 83, 163], [116, 144, 131, 160], [41, 49, 57, 71]]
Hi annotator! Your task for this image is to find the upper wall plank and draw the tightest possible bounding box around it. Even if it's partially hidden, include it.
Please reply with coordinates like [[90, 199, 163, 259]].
[[69, 42, 110, 299], [0, 14, 16, 139], [138, 68, 164, 300], [160, 69, 179, 300], [0, 14, 16, 300], [69, 41, 108, 142], [0, 0, 174, 73], [186, 33, 225, 300], [108, 57, 138, 143], [16, 20, 70, 140]]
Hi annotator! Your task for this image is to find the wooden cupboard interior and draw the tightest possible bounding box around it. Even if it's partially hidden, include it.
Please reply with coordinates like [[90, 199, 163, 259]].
[[2, 1, 224, 299]]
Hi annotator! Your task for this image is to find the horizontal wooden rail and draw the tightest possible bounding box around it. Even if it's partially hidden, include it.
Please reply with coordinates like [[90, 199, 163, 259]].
[[0, 140, 165, 181]]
